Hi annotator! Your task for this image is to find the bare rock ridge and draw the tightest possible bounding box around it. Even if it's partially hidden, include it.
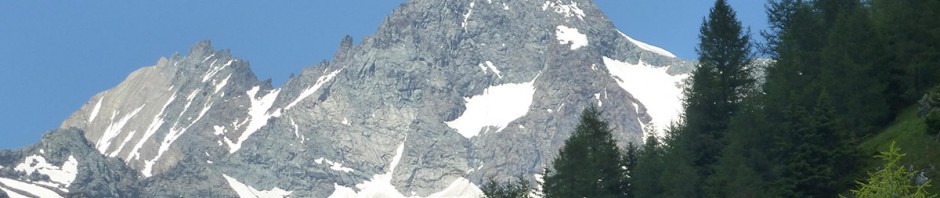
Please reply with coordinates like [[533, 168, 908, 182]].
[[0, 0, 693, 197]]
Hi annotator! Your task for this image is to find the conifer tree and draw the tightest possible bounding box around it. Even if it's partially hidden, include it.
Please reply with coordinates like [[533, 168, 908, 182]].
[[705, 98, 773, 198], [482, 175, 531, 198], [819, 0, 890, 136], [632, 130, 665, 198], [622, 143, 639, 198], [678, 0, 754, 193], [543, 107, 626, 198], [850, 142, 935, 198]]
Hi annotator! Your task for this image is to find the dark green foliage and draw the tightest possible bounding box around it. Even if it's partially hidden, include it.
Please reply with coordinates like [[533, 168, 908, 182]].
[[632, 130, 666, 198], [543, 107, 627, 198], [704, 98, 773, 198], [773, 92, 860, 197], [819, 1, 891, 136], [481, 175, 531, 198], [872, 0, 940, 109], [674, 0, 756, 194], [590, 0, 940, 196], [927, 111, 940, 136], [622, 143, 639, 198]]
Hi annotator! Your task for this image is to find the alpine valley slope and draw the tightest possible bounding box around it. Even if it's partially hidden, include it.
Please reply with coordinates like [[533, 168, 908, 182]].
[[0, 0, 693, 197]]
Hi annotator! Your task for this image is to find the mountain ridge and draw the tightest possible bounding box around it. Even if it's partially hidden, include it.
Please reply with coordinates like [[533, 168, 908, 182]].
[[0, 0, 693, 197]]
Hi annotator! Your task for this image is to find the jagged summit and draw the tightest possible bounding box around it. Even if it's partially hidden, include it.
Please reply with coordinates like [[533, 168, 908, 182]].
[[0, 0, 692, 197], [188, 40, 215, 58]]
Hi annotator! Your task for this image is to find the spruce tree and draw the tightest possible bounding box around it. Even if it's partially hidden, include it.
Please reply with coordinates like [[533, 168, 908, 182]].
[[543, 107, 626, 198], [622, 143, 639, 198], [705, 98, 773, 198], [678, 0, 754, 194], [632, 130, 665, 198]]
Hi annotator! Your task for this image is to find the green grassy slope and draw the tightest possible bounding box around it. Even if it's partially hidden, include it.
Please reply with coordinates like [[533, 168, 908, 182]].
[[859, 106, 940, 193]]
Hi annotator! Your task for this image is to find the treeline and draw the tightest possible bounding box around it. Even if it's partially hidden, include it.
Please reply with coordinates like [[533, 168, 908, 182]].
[[484, 0, 940, 197]]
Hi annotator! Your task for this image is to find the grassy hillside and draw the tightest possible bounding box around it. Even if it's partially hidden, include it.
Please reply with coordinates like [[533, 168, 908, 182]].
[[860, 106, 940, 193]]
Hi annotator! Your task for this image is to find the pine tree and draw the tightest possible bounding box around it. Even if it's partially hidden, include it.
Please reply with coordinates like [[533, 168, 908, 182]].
[[543, 107, 626, 198]]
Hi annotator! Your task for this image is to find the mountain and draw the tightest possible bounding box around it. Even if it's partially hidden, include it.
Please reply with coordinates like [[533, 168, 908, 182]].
[[0, 0, 693, 197]]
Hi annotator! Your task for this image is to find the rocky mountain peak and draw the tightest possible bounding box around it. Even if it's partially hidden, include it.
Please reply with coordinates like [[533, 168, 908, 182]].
[[0, 0, 695, 197], [187, 40, 216, 59]]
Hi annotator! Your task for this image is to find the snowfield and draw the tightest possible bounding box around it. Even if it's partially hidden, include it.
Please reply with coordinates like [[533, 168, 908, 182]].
[[603, 57, 687, 138], [446, 75, 539, 138]]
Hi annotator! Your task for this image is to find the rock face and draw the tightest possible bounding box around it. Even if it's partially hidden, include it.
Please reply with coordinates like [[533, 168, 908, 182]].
[[0, 0, 693, 197]]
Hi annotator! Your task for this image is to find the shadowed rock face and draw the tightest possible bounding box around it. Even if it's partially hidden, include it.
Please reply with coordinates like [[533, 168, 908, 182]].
[[0, 0, 692, 197]]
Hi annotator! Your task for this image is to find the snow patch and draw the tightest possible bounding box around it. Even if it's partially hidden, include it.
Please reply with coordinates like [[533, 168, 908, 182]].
[[425, 178, 485, 198], [342, 117, 350, 126], [331, 142, 405, 197], [483, 61, 502, 78], [328, 183, 358, 198], [110, 129, 139, 157], [96, 105, 145, 154], [88, 96, 104, 122], [201, 53, 215, 63], [542, 0, 585, 20], [0, 186, 30, 198], [603, 57, 687, 137], [14, 155, 78, 189], [329, 141, 481, 197], [286, 69, 343, 110], [143, 93, 214, 177], [202, 59, 232, 82], [0, 177, 62, 198], [594, 93, 603, 107], [462, 0, 476, 29], [128, 94, 177, 162], [215, 74, 232, 94], [530, 174, 545, 198], [222, 174, 292, 198], [555, 25, 588, 50], [289, 117, 304, 144], [226, 86, 282, 154], [618, 31, 677, 58], [446, 74, 539, 138], [315, 158, 355, 173]]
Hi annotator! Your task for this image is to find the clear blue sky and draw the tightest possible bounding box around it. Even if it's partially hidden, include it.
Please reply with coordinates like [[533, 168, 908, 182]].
[[0, 1, 767, 149]]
